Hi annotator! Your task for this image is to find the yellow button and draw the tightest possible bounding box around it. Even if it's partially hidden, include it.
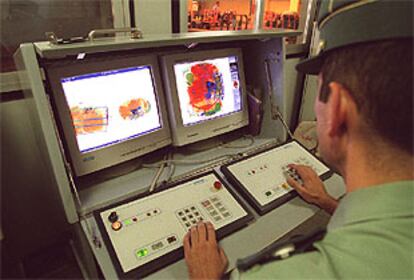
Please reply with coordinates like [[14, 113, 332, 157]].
[[281, 183, 289, 190], [111, 221, 122, 231]]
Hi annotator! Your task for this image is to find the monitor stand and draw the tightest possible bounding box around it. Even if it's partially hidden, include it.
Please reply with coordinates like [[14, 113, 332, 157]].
[[77, 157, 144, 187], [179, 130, 246, 154]]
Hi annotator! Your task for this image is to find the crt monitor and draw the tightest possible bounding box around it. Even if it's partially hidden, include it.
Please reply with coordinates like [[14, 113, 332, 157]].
[[45, 54, 171, 176], [161, 48, 249, 146]]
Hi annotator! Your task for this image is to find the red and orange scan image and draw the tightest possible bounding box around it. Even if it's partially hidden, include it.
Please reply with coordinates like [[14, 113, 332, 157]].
[[70, 106, 108, 135], [119, 98, 151, 120], [186, 63, 224, 116]]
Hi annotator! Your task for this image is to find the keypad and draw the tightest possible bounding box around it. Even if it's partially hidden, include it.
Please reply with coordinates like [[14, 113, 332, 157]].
[[176, 205, 205, 230], [282, 165, 304, 185], [201, 196, 232, 222]]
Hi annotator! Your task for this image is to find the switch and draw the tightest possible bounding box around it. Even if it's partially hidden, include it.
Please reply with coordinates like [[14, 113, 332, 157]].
[[108, 211, 118, 223]]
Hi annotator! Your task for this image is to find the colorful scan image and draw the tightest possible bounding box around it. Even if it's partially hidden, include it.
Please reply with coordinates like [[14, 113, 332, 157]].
[[119, 98, 151, 120], [70, 106, 109, 135], [185, 63, 224, 116]]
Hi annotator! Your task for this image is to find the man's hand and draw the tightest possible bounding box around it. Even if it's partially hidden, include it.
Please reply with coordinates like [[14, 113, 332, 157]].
[[286, 164, 338, 214], [183, 222, 228, 280]]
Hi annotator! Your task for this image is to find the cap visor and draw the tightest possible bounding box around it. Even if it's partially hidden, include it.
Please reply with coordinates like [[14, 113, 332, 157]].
[[295, 55, 323, 75]]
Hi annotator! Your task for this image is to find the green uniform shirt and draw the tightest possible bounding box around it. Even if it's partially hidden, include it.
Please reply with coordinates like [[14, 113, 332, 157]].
[[239, 180, 414, 279]]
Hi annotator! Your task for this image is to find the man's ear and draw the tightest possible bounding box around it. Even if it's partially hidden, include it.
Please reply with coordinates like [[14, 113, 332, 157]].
[[326, 82, 355, 137]]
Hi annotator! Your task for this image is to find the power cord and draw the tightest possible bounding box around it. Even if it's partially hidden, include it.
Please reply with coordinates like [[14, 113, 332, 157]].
[[264, 58, 295, 140]]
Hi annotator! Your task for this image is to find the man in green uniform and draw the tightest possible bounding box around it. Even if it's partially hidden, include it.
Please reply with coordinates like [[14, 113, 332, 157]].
[[183, 0, 413, 279]]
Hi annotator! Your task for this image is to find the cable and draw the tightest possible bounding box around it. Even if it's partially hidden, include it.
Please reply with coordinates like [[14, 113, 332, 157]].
[[148, 154, 168, 193], [221, 135, 255, 149], [165, 152, 176, 182], [143, 153, 236, 168], [274, 109, 295, 139]]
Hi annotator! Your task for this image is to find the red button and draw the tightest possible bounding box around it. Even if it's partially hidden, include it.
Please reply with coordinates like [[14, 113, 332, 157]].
[[214, 181, 222, 190]]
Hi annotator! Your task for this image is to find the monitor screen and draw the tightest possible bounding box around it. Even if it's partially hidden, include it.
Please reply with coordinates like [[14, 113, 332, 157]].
[[173, 56, 242, 126], [46, 55, 171, 176], [161, 48, 249, 147], [61, 66, 162, 153]]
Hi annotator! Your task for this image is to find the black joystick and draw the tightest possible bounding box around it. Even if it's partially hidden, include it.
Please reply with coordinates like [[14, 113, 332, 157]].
[[108, 211, 118, 223]]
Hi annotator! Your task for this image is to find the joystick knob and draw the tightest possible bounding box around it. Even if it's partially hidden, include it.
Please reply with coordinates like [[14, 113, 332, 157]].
[[108, 211, 118, 223]]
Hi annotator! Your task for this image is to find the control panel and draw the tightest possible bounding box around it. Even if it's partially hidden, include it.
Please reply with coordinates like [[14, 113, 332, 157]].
[[94, 172, 252, 278], [221, 141, 331, 215]]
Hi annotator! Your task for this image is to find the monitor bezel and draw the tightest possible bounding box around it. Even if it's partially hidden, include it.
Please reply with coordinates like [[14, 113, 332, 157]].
[[46, 54, 171, 176], [161, 48, 249, 146]]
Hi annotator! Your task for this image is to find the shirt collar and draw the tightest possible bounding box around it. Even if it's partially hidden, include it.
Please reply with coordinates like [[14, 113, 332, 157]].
[[328, 180, 414, 230]]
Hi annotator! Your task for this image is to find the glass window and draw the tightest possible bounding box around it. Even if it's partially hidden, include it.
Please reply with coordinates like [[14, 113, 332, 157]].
[[263, 0, 300, 30], [187, 0, 257, 32], [0, 0, 114, 73]]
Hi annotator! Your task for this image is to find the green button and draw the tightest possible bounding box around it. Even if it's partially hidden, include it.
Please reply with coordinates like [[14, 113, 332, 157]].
[[136, 249, 148, 258], [124, 219, 132, 226]]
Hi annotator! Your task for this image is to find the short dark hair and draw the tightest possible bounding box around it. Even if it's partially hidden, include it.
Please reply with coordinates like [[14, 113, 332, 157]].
[[320, 39, 413, 154]]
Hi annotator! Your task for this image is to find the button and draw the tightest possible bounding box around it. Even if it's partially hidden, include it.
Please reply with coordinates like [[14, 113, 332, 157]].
[[136, 248, 148, 258], [185, 222, 191, 227], [194, 212, 200, 216], [210, 210, 219, 216], [201, 200, 210, 207], [178, 211, 184, 216], [167, 236, 177, 244], [108, 211, 118, 223], [214, 181, 222, 190], [223, 212, 231, 218], [151, 241, 164, 250], [265, 191, 272, 197], [214, 216, 222, 222], [132, 217, 138, 222], [185, 209, 190, 213], [211, 197, 219, 202], [111, 221, 122, 231], [191, 206, 196, 210]]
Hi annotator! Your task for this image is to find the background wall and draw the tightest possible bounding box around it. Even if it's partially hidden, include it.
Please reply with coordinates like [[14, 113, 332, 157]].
[[134, 0, 172, 34]]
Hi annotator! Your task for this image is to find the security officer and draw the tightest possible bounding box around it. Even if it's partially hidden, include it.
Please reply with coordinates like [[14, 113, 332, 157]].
[[183, 0, 413, 279]]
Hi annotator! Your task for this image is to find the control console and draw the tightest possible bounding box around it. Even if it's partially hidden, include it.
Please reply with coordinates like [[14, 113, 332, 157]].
[[94, 171, 253, 278], [221, 141, 332, 215]]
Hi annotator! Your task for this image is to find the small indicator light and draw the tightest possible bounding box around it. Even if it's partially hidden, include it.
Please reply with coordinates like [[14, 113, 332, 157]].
[[136, 249, 148, 258], [124, 219, 132, 226], [213, 181, 222, 190]]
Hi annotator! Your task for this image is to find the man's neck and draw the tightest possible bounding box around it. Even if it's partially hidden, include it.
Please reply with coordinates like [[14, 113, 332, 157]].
[[343, 140, 413, 193]]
